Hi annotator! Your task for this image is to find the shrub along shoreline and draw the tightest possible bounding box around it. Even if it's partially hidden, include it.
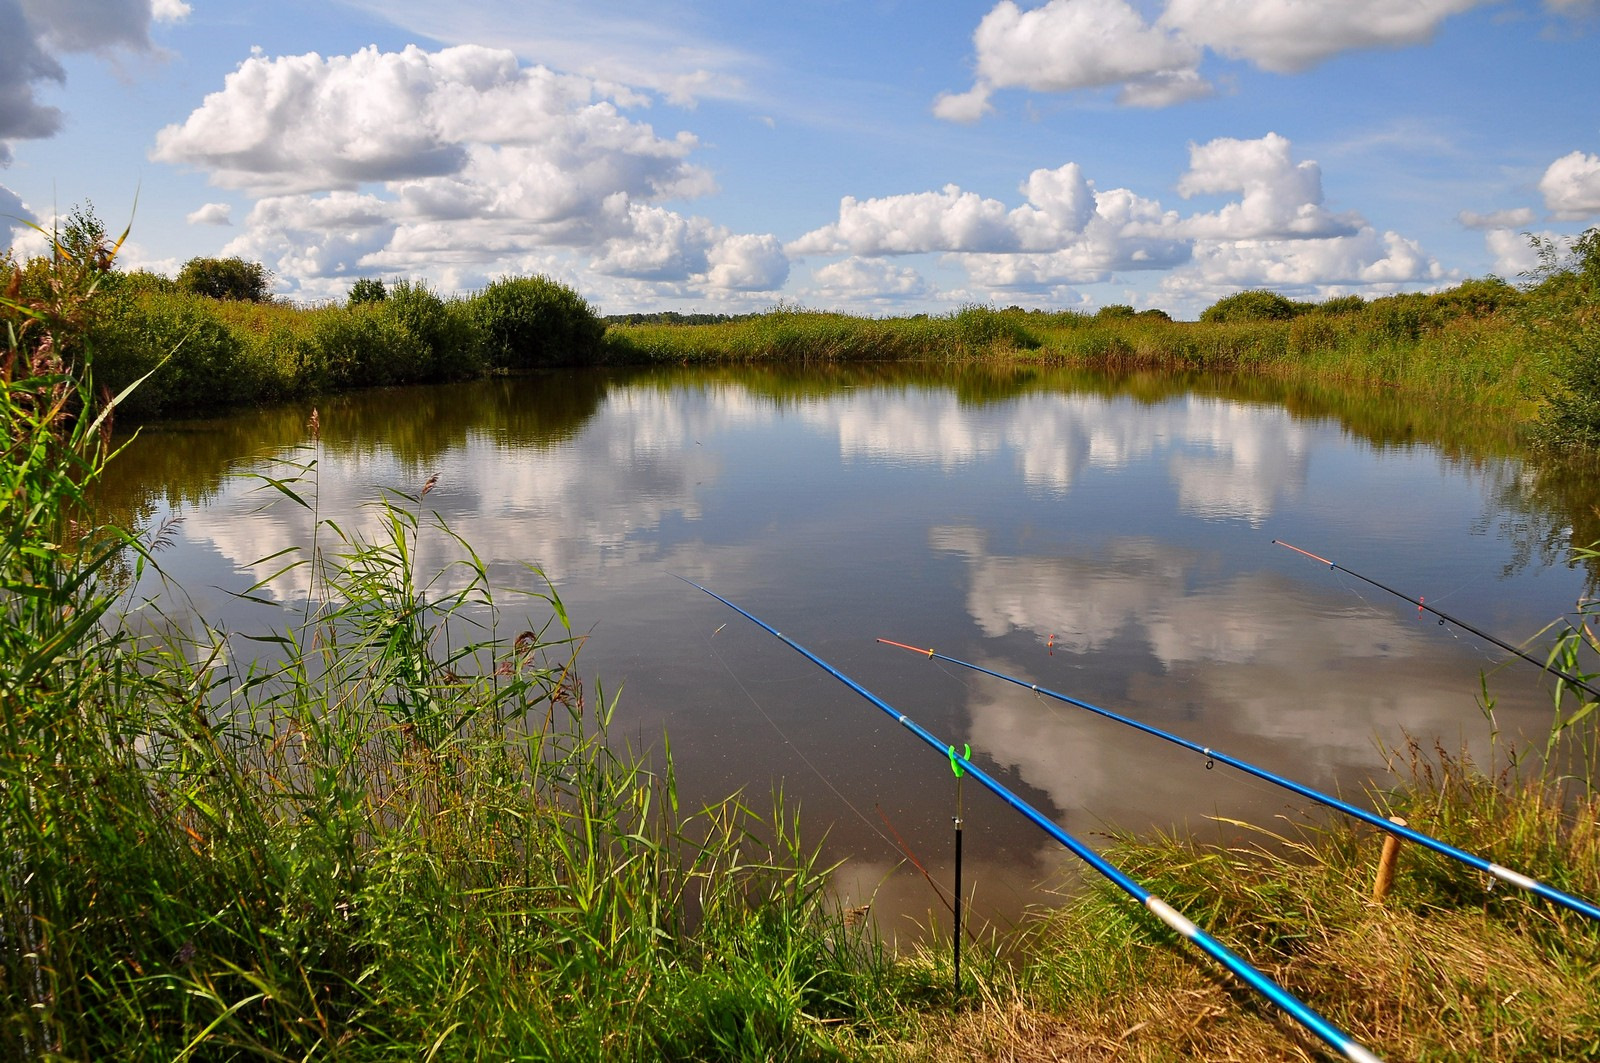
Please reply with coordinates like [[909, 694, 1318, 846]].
[[4, 222, 1600, 1059], [4, 219, 1596, 445]]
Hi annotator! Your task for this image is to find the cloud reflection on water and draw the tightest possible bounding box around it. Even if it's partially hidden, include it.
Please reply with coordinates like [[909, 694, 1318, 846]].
[[133, 371, 1574, 932]]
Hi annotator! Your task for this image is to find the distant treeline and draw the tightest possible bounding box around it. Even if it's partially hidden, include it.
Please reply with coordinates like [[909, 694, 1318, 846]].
[[3, 205, 1596, 443], [602, 310, 756, 326]]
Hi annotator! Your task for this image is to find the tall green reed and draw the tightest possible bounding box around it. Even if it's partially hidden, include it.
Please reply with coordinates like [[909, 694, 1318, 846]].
[[2, 238, 893, 1061]]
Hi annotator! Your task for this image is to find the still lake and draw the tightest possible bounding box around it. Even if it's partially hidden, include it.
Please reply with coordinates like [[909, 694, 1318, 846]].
[[102, 364, 1597, 936]]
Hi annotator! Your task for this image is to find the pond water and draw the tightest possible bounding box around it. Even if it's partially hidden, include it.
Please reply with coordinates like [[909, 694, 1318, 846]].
[[101, 364, 1600, 939]]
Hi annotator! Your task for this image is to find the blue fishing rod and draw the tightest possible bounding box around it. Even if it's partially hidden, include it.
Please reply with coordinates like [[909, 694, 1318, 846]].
[[877, 638, 1600, 925], [681, 578, 1383, 1063]]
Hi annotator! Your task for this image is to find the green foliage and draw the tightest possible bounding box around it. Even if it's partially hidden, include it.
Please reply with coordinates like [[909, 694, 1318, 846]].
[[1535, 320, 1600, 448], [58, 200, 114, 271], [1313, 294, 1366, 316], [1, 306, 894, 1057], [1364, 293, 1428, 343], [381, 278, 483, 380], [94, 291, 251, 416], [1094, 303, 1138, 319], [347, 276, 388, 305], [1435, 275, 1522, 317], [1528, 227, 1600, 449], [115, 268, 179, 296], [471, 273, 606, 369], [951, 304, 1039, 352], [302, 301, 430, 389], [1525, 226, 1600, 302], [177, 255, 274, 302], [1199, 288, 1304, 323]]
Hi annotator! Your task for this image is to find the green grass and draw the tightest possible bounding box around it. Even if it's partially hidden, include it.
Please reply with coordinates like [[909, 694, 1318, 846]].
[[604, 302, 1555, 420], [601, 305, 1039, 365], [1, 241, 908, 1060], [971, 748, 1600, 1062]]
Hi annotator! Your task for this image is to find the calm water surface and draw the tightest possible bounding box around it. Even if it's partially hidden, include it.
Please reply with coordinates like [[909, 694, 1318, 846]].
[[103, 365, 1598, 937]]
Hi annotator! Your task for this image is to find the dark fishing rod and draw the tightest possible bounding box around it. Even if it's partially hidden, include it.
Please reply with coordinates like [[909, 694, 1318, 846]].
[[680, 577, 1383, 1063], [1273, 539, 1600, 701], [878, 638, 1600, 925]]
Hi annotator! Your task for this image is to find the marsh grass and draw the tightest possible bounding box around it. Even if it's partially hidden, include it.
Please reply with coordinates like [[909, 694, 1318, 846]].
[[604, 300, 1553, 417], [602, 305, 1039, 365], [2, 241, 899, 1061]]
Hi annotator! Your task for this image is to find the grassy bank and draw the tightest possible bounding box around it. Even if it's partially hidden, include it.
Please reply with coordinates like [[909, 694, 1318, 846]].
[[7, 227, 1600, 1061], [6, 211, 1597, 443], [602, 289, 1551, 421], [909, 751, 1600, 1060], [2, 266, 913, 1059]]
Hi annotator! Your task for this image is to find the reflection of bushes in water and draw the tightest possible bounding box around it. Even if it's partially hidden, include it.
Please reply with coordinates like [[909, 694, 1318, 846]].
[[99, 359, 1600, 603], [98, 374, 615, 524], [1493, 449, 1600, 591]]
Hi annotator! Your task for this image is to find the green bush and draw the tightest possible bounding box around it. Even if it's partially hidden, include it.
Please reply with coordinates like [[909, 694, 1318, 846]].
[[304, 303, 430, 389], [1434, 276, 1521, 319], [951, 305, 1039, 353], [1312, 294, 1366, 316], [347, 277, 388, 305], [1200, 289, 1304, 323], [470, 274, 605, 369], [1527, 228, 1600, 447], [94, 292, 250, 416], [382, 279, 483, 381], [111, 269, 179, 297], [176, 256, 275, 302], [1363, 295, 1428, 344], [1290, 313, 1343, 354]]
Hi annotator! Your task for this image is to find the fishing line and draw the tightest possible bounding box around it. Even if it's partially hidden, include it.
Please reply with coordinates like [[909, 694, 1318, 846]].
[[1274, 539, 1600, 701], [878, 638, 1600, 925], [704, 625, 966, 921], [698, 622, 934, 899], [682, 578, 1383, 1063]]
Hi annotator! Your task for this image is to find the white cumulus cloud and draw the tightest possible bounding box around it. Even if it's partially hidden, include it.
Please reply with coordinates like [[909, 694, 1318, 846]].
[[1458, 207, 1536, 231], [957, 186, 1191, 288], [152, 43, 787, 298], [0, 183, 36, 251], [2, 0, 185, 163], [330, 0, 753, 108], [1540, 150, 1600, 220], [788, 185, 1020, 257], [790, 163, 1106, 258], [793, 134, 1430, 304], [705, 233, 789, 291], [1159, 0, 1487, 74], [153, 45, 701, 198], [186, 202, 232, 226], [1175, 228, 1442, 294], [938, 0, 1209, 117], [811, 258, 931, 301], [936, 0, 1536, 117], [1486, 228, 1545, 277], [1175, 132, 1361, 240]]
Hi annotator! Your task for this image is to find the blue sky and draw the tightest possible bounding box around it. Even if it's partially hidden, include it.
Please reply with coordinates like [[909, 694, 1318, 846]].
[[2, 0, 1597, 318]]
